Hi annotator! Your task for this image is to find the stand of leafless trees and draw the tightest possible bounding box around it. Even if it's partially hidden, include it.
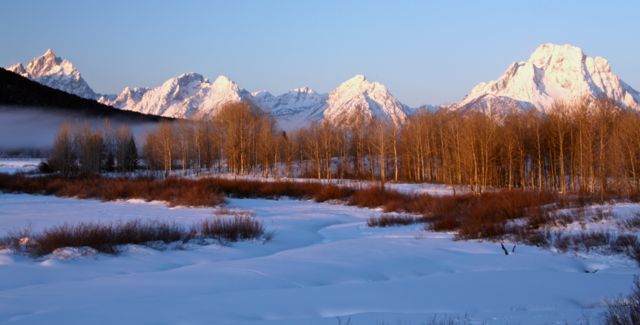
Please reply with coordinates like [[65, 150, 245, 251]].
[[143, 103, 283, 177], [48, 122, 137, 175], [392, 98, 640, 199], [47, 99, 640, 198]]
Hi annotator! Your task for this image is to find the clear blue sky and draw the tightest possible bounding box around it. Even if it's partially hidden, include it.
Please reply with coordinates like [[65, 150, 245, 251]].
[[1, 0, 638, 106]]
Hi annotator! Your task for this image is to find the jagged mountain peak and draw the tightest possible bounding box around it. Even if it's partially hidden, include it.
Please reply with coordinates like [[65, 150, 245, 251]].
[[457, 43, 640, 112], [211, 75, 238, 89], [103, 72, 250, 119], [528, 43, 585, 65], [6, 49, 98, 99], [177, 72, 205, 80], [167, 72, 206, 87], [527, 43, 613, 74], [344, 74, 367, 84], [251, 90, 274, 101], [292, 87, 317, 94], [324, 75, 408, 126], [27, 49, 78, 79], [7, 63, 26, 75], [99, 85, 149, 108], [335, 74, 378, 91], [333, 74, 392, 98], [252, 87, 319, 103], [251, 86, 327, 129]]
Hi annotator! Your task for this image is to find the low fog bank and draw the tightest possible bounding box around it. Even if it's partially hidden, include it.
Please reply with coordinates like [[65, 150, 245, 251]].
[[0, 106, 161, 155]]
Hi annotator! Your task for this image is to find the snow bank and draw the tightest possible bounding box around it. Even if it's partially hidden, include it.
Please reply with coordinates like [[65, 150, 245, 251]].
[[0, 158, 43, 174], [0, 193, 636, 324]]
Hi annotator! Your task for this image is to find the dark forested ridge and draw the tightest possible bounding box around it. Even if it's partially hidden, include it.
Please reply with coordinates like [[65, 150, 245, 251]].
[[0, 68, 168, 122]]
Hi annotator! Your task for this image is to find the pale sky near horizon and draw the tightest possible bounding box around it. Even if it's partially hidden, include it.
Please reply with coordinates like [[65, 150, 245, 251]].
[[1, 0, 638, 107]]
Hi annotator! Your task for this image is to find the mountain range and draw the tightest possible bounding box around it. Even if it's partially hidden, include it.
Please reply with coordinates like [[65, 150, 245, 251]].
[[6, 44, 640, 129]]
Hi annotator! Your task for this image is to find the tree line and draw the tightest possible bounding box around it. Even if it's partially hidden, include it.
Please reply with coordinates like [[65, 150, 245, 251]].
[[49, 98, 640, 198], [49, 122, 137, 175]]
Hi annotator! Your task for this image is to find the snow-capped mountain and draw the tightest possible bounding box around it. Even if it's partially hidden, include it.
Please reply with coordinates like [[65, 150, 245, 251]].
[[8, 45, 640, 128], [323, 74, 408, 126], [253, 75, 410, 129], [6, 49, 99, 100], [4, 50, 412, 128], [253, 87, 327, 130], [108, 73, 410, 130], [102, 73, 252, 119], [456, 43, 640, 112], [99, 87, 149, 109]]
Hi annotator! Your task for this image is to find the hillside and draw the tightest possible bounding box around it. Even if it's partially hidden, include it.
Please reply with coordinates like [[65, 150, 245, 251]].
[[0, 68, 167, 122]]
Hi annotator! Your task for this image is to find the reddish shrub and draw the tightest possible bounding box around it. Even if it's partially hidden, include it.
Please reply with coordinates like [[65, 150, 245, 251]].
[[1, 215, 266, 257], [421, 190, 558, 239], [8, 220, 187, 256], [349, 186, 404, 209], [427, 194, 473, 232], [367, 214, 423, 227], [525, 207, 551, 229], [456, 191, 557, 239], [314, 184, 351, 202], [0, 175, 226, 207], [198, 214, 264, 242]]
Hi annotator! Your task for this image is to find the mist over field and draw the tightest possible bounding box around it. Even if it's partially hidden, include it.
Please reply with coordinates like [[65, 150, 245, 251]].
[[0, 105, 159, 151]]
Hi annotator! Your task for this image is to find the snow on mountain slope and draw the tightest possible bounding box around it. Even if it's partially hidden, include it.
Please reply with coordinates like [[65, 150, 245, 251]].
[[98, 86, 149, 109], [5, 50, 415, 128], [6, 49, 99, 100], [324, 75, 408, 126], [255, 76, 412, 130], [103, 73, 252, 119], [108, 73, 409, 130], [254, 87, 327, 130], [457, 43, 640, 112], [458, 94, 536, 116]]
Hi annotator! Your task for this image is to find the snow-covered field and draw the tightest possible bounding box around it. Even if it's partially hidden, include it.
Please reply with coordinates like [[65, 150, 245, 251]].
[[0, 193, 637, 324], [0, 158, 42, 174]]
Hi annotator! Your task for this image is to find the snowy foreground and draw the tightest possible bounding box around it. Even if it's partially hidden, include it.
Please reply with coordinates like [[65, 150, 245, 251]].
[[0, 194, 638, 324]]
